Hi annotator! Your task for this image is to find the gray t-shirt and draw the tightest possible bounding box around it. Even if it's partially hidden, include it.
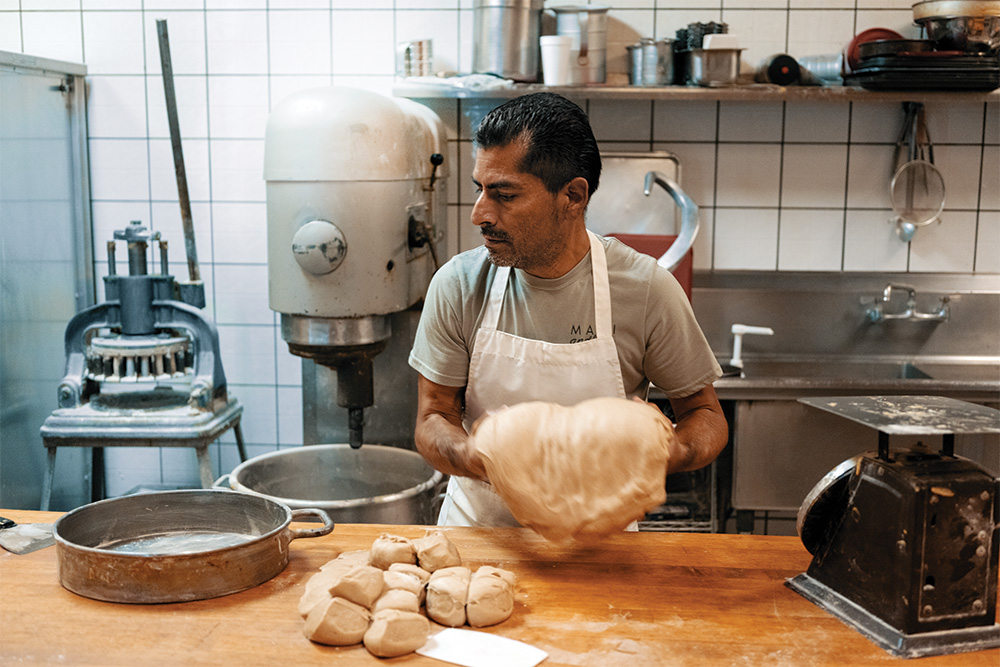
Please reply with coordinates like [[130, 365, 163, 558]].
[[408, 234, 721, 400]]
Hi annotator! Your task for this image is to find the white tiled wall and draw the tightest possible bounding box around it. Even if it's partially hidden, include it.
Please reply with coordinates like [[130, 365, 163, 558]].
[[3, 1, 998, 495]]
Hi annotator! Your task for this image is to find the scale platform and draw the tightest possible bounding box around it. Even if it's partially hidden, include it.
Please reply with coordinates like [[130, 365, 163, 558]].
[[786, 396, 1000, 659]]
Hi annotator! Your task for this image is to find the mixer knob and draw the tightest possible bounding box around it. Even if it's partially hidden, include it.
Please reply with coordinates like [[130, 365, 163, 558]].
[[291, 220, 347, 275]]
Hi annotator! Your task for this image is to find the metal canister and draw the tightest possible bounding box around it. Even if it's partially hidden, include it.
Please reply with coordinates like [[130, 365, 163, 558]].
[[472, 0, 544, 82], [628, 38, 673, 86]]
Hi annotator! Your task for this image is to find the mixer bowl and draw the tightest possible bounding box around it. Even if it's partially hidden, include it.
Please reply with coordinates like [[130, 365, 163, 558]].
[[918, 14, 1000, 52], [222, 444, 444, 525]]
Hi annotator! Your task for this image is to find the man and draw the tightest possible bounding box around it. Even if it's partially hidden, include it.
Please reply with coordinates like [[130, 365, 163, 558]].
[[408, 92, 727, 527]]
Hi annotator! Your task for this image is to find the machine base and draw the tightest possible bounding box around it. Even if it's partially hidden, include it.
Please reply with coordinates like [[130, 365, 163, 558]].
[[786, 574, 1000, 659]]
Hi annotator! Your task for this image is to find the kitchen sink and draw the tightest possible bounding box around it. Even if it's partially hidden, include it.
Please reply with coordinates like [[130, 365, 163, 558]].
[[711, 356, 1000, 402], [734, 359, 933, 380]]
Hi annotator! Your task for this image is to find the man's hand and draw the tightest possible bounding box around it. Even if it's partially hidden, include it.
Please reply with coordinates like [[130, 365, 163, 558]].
[[414, 375, 488, 481]]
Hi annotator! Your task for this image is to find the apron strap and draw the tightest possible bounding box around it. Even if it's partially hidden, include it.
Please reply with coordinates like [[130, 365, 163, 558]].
[[481, 266, 510, 331], [587, 231, 613, 340]]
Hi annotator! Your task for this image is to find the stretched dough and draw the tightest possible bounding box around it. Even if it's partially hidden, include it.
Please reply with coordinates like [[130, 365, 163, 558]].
[[303, 596, 371, 646], [413, 531, 462, 572], [363, 609, 430, 658], [369, 533, 416, 570], [472, 397, 673, 542]]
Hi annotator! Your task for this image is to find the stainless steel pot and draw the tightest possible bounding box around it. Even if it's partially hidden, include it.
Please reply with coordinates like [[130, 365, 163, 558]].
[[473, 0, 544, 82], [53, 489, 333, 604], [221, 444, 445, 525]]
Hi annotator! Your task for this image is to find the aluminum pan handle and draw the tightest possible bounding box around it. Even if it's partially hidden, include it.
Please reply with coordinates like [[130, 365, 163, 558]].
[[643, 170, 700, 271], [288, 508, 335, 540]]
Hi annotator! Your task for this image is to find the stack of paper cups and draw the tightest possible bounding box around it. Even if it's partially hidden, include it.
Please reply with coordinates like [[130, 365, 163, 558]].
[[540, 35, 572, 85]]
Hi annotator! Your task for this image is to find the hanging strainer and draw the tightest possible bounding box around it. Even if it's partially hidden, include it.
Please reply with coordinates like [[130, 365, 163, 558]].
[[889, 102, 945, 242], [890, 158, 945, 239]]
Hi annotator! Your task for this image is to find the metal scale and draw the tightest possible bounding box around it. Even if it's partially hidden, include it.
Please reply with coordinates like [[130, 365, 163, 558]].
[[788, 395, 1000, 658]]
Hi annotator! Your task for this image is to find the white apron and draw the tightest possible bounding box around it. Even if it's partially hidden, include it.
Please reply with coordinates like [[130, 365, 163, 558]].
[[438, 231, 636, 528]]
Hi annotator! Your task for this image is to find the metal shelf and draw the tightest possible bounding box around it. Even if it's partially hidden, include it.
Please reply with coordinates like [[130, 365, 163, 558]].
[[394, 81, 1000, 103]]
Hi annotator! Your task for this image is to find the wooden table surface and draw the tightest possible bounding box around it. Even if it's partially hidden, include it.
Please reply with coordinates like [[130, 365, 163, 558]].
[[1, 509, 997, 667]]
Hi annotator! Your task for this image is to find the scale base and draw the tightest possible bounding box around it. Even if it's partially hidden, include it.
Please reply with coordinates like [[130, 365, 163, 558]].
[[786, 574, 1000, 659]]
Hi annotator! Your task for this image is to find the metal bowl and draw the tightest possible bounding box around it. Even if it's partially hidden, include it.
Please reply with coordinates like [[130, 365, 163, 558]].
[[223, 444, 445, 525], [54, 489, 333, 604], [917, 14, 1000, 52]]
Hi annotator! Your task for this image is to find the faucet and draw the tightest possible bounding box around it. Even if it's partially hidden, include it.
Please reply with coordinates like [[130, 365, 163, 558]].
[[729, 324, 774, 370], [865, 283, 950, 323]]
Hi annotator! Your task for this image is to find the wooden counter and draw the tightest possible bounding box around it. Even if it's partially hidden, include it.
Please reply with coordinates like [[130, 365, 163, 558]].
[[1, 509, 997, 666]]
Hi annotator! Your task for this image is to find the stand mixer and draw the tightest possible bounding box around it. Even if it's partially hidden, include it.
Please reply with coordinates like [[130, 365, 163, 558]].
[[264, 87, 447, 449]]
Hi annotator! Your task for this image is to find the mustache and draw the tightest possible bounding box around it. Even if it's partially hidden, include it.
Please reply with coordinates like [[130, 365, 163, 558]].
[[479, 225, 511, 241]]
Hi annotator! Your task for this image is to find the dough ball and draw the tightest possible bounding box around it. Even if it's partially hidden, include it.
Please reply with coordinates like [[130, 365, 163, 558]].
[[303, 596, 371, 646], [320, 549, 371, 572], [369, 533, 417, 570], [466, 574, 514, 628], [425, 567, 471, 627], [383, 570, 425, 604], [472, 397, 673, 542], [413, 531, 462, 572], [474, 565, 516, 588], [329, 565, 385, 609], [362, 609, 430, 658], [298, 575, 334, 619], [388, 562, 431, 584], [371, 588, 421, 614]]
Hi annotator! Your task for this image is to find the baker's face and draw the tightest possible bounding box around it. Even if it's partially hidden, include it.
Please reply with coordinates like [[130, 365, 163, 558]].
[[471, 139, 570, 275]]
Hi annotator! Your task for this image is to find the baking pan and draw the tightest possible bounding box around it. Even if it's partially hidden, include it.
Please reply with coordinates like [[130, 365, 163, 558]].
[[53, 489, 333, 604]]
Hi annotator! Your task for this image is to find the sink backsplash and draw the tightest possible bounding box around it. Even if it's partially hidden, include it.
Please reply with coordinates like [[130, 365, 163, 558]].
[[692, 271, 1000, 363]]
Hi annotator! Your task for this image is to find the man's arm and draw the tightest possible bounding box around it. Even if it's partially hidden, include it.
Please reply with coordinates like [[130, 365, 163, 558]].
[[666, 384, 728, 473], [414, 374, 487, 481]]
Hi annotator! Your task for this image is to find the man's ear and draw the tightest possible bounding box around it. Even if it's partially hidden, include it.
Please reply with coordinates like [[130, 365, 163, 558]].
[[562, 176, 590, 215]]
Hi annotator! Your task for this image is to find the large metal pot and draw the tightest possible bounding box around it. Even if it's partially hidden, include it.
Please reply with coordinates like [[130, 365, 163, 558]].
[[53, 489, 333, 604], [221, 444, 445, 525]]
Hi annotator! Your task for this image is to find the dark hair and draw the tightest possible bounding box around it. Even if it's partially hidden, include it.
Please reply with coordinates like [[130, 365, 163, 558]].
[[475, 93, 601, 197]]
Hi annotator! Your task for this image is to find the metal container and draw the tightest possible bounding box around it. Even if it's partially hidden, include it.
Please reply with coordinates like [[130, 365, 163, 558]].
[[918, 15, 1000, 52], [473, 0, 544, 82], [552, 4, 610, 85], [223, 444, 445, 525], [628, 38, 674, 86], [397, 39, 433, 77], [53, 489, 333, 604], [690, 48, 743, 87]]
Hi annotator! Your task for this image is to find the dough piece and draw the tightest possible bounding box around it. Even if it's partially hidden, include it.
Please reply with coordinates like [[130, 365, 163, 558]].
[[299, 572, 336, 618], [388, 562, 431, 585], [303, 596, 372, 646], [425, 567, 471, 627], [472, 397, 673, 542], [369, 533, 417, 570], [320, 549, 371, 572], [384, 570, 425, 604], [362, 609, 430, 658], [474, 565, 516, 588], [371, 588, 421, 614], [413, 531, 462, 572], [329, 565, 385, 609], [466, 573, 514, 628]]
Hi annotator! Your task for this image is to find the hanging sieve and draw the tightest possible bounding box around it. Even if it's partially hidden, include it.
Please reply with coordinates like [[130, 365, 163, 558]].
[[889, 102, 945, 243], [890, 159, 945, 242]]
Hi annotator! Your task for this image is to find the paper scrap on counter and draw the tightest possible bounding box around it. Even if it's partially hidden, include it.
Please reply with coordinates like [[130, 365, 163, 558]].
[[416, 628, 547, 667]]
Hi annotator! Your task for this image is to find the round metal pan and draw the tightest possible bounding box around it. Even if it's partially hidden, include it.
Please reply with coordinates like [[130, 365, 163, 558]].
[[53, 489, 333, 604]]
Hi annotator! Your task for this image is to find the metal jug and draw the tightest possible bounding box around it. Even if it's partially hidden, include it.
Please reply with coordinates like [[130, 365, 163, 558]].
[[473, 0, 545, 82], [551, 5, 610, 85]]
